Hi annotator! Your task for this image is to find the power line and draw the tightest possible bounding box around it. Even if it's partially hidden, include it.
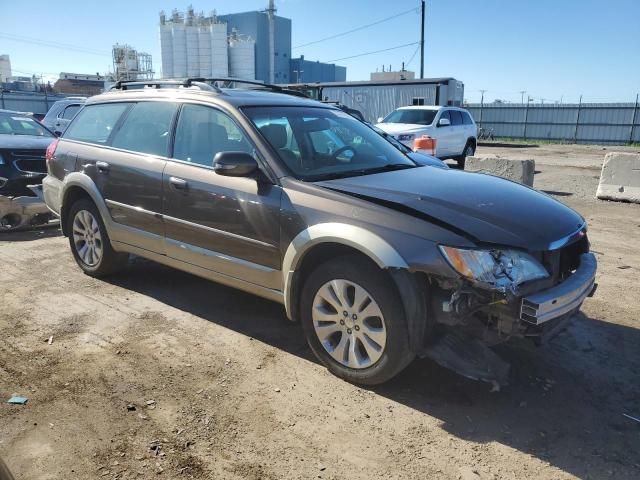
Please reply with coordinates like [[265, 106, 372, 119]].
[[293, 7, 419, 49], [0, 32, 110, 57], [327, 41, 420, 63], [404, 44, 421, 69]]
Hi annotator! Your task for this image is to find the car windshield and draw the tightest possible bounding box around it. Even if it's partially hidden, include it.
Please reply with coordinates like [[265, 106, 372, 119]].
[[0, 112, 54, 137], [382, 109, 438, 125], [243, 106, 416, 181]]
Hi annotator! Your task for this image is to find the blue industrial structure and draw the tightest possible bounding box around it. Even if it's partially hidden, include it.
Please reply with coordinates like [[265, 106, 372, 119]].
[[219, 11, 292, 83], [289, 56, 346, 83]]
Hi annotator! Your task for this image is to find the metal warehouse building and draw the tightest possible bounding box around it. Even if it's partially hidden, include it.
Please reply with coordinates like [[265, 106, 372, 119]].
[[313, 78, 464, 123]]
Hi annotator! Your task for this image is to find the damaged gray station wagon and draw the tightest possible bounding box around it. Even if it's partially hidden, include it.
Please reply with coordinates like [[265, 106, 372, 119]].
[[43, 79, 597, 386]]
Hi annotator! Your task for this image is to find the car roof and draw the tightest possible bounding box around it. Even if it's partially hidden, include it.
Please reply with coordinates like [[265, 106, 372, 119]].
[[86, 87, 332, 111], [395, 105, 468, 112]]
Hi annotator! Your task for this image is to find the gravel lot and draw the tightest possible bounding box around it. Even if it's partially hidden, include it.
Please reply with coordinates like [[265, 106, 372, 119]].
[[1, 144, 639, 479]]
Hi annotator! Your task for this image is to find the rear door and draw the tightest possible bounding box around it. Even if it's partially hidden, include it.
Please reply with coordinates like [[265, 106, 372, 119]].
[[448, 110, 466, 155], [162, 103, 282, 289], [64, 101, 178, 254]]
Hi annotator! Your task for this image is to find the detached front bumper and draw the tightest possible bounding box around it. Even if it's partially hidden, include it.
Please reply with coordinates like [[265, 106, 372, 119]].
[[520, 252, 597, 325]]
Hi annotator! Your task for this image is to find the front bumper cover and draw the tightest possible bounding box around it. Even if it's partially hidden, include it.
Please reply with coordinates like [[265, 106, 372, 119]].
[[520, 252, 597, 325]]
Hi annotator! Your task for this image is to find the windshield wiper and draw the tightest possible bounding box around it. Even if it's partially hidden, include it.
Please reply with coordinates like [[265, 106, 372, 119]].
[[307, 163, 415, 181]]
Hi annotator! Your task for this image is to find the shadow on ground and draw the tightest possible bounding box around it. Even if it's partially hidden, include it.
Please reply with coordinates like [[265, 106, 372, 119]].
[[0, 224, 61, 242], [106, 259, 640, 479]]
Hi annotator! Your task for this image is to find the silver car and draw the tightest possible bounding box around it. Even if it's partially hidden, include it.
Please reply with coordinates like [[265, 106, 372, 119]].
[[41, 97, 86, 136]]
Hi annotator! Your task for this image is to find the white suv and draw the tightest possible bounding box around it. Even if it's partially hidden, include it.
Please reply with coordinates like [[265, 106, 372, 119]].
[[375, 106, 477, 167]]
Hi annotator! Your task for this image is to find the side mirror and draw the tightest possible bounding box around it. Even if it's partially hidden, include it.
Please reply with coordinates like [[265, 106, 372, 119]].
[[438, 118, 451, 127], [377, 117, 384, 124], [213, 151, 258, 177]]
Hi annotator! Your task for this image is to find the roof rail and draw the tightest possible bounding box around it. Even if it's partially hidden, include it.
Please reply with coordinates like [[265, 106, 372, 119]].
[[110, 78, 220, 93], [196, 78, 309, 97]]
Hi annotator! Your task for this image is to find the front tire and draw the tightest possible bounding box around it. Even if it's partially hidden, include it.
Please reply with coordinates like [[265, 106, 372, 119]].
[[457, 140, 476, 168], [67, 198, 128, 277], [300, 255, 414, 385]]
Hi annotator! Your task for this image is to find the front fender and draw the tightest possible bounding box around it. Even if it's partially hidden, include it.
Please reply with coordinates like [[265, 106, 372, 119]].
[[282, 222, 408, 319]]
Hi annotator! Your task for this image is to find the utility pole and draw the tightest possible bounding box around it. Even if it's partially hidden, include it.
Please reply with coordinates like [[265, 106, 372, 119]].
[[479, 89, 486, 128], [519, 90, 526, 104], [420, 0, 425, 79]]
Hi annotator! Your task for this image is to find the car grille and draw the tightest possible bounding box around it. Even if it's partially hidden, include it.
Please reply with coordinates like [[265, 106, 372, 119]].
[[542, 234, 590, 283], [10, 150, 47, 174]]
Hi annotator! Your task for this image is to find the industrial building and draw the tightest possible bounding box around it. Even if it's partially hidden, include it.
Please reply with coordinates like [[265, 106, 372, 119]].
[[218, 1, 290, 83], [0, 55, 11, 83], [309, 78, 465, 123], [159, 2, 345, 83], [112, 44, 154, 81], [159, 8, 233, 79], [370, 66, 415, 82], [289, 55, 346, 83], [53, 72, 114, 96]]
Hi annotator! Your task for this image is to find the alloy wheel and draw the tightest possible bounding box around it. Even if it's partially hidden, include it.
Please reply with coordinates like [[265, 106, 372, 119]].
[[72, 209, 103, 267], [312, 279, 387, 369]]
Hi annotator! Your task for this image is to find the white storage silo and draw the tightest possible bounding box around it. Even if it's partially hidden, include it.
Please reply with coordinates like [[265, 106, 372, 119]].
[[186, 24, 199, 77], [172, 23, 187, 78], [211, 22, 228, 77], [229, 33, 255, 80], [159, 24, 174, 79], [198, 25, 212, 77]]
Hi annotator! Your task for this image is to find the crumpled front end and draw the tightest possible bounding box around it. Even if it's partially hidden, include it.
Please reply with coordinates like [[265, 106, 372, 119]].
[[0, 184, 55, 231], [419, 231, 597, 386]]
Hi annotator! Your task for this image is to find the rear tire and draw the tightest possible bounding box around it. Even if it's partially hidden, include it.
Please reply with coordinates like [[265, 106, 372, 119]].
[[457, 140, 476, 168], [300, 255, 414, 385], [67, 198, 128, 277]]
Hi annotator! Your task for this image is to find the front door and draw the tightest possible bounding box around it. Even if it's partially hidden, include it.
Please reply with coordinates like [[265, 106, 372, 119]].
[[435, 110, 455, 157], [162, 103, 282, 290]]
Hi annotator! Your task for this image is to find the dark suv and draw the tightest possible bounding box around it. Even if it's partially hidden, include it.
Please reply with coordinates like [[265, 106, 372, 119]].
[[43, 79, 597, 385]]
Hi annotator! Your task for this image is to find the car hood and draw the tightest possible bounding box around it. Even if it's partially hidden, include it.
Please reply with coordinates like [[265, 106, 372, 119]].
[[316, 167, 585, 251], [375, 123, 434, 136], [0, 134, 55, 150]]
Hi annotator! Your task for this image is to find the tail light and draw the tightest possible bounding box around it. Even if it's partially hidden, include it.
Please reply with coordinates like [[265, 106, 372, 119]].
[[45, 138, 59, 163]]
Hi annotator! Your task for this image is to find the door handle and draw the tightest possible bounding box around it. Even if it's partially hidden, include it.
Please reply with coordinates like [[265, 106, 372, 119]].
[[96, 161, 110, 172], [169, 176, 188, 189]]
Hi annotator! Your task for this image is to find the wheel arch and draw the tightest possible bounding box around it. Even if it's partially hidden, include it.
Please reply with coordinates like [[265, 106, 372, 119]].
[[282, 223, 408, 321], [60, 173, 111, 236]]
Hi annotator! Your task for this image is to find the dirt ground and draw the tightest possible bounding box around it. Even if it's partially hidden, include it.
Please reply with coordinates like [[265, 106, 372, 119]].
[[1, 144, 639, 480]]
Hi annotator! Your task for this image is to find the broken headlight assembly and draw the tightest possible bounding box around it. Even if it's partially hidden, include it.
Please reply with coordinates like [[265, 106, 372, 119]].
[[439, 246, 549, 293]]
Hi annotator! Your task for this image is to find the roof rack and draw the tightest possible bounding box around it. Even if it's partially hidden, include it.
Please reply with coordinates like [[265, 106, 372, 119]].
[[109, 77, 310, 99], [110, 78, 221, 92]]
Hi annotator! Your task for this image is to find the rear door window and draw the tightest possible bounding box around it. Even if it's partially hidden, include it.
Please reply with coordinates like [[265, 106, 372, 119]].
[[449, 110, 464, 126], [111, 102, 178, 157], [64, 103, 130, 145], [462, 112, 474, 124], [61, 104, 82, 120]]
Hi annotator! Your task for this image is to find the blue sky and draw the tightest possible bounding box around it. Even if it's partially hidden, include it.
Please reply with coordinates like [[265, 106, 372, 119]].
[[2, 0, 639, 103]]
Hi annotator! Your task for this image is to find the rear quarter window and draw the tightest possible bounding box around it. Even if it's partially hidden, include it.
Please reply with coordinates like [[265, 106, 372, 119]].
[[64, 103, 130, 145]]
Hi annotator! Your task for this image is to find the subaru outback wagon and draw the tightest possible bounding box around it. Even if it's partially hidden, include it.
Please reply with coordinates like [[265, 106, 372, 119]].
[[43, 79, 597, 386]]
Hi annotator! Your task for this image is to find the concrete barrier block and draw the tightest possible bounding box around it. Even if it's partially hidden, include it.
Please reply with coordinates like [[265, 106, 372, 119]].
[[464, 155, 535, 186], [596, 152, 640, 203]]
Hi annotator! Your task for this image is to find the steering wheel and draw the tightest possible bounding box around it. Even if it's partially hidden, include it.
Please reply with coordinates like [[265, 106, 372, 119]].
[[331, 145, 356, 161]]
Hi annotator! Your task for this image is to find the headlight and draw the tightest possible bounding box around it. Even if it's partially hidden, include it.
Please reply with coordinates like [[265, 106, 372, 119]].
[[397, 133, 415, 142], [439, 246, 549, 292]]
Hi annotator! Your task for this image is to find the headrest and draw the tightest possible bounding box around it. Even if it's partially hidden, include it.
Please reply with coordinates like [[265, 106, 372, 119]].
[[260, 123, 287, 149]]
